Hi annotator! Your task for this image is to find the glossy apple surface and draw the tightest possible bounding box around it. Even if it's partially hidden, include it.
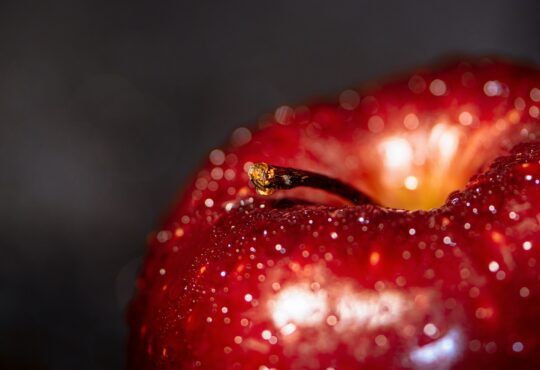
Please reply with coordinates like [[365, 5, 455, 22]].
[[128, 59, 540, 369]]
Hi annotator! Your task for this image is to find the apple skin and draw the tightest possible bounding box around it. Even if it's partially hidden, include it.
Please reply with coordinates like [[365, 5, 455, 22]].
[[128, 59, 540, 369]]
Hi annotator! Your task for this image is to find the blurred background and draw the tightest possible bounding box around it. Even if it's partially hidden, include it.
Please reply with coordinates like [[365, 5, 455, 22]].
[[1, 1, 540, 369]]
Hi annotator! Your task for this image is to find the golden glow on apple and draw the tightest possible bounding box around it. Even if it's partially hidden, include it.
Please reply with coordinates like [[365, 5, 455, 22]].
[[372, 123, 465, 209], [299, 112, 517, 210], [404, 175, 419, 190], [379, 137, 414, 171], [429, 123, 460, 164]]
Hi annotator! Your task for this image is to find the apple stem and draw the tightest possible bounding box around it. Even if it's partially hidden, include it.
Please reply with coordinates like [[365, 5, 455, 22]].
[[248, 162, 373, 205]]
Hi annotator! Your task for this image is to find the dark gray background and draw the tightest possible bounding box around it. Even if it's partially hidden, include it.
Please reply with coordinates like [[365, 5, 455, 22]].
[[1, 1, 540, 369]]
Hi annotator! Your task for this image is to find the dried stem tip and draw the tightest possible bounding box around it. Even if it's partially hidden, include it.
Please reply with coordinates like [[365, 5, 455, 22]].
[[248, 162, 373, 205]]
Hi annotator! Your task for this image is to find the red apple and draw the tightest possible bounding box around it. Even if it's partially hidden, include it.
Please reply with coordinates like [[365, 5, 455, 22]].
[[128, 58, 540, 369]]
